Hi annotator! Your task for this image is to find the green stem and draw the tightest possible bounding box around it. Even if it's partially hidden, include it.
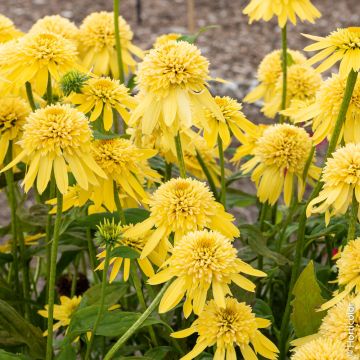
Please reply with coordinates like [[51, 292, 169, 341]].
[[347, 194, 358, 242], [217, 136, 226, 207], [130, 264, 158, 346], [104, 281, 171, 360], [46, 72, 53, 105], [279, 69, 358, 359], [25, 82, 36, 111], [164, 162, 172, 181], [113, 181, 126, 225], [174, 132, 186, 179], [87, 229, 100, 283], [279, 25, 287, 124], [196, 150, 218, 199], [45, 180, 56, 302], [256, 202, 268, 297], [85, 244, 111, 360], [46, 189, 63, 360], [113, 0, 125, 83]]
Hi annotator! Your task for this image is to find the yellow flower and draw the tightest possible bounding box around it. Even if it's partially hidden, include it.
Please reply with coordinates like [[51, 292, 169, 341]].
[[304, 27, 360, 76], [153, 33, 181, 48], [1, 104, 107, 194], [307, 144, 360, 225], [29, 15, 79, 45], [79, 11, 143, 77], [91, 138, 160, 206], [0, 14, 22, 43], [244, 49, 306, 104], [262, 64, 322, 119], [47, 184, 138, 215], [0, 31, 80, 95], [172, 297, 278, 360], [69, 77, 137, 130], [130, 40, 224, 140], [242, 124, 319, 206], [319, 238, 360, 311], [288, 74, 360, 145], [38, 295, 82, 336], [291, 337, 351, 360], [124, 178, 240, 259], [149, 230, 266, 316], [0, 96, 30, 165], [96, 223, 162, 282], [319, 296, 360, 356], [202, 96, 255, 148], [0, 233, 44, 253], [231, 123, 267, 164], [243, 0, 321, 28]]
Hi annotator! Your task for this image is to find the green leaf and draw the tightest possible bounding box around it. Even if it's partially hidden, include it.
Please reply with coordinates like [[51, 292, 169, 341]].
[[54, 344, 76, 360], [291, 261, 326, 337], [111, 246, 140, 259], [226, 188, 256, 208], [65, 307, 166, 342], [177, 25, 219, 44], [145, 346, 174, 359], [253, 299, 274, 323], [80, 282, 128, 308], [240, 224, 290, 266], [93, 130, 129, 140], [0, 350, 30, 360], [16, 204, 49, 227], [0, 300, 46, 359], [0, 252, 13, 265]]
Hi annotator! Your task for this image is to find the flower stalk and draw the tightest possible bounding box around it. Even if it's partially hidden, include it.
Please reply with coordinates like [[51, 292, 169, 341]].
[[279, 25, 287, 124], [113, 180, 126, 225], [46, 189, 63, 360], [174, 132, 186, 179], [85, 243, 111, 360], [347, 194, 359, 242], [196, 150, 218, 199], [130, 264, 158, 346], [25, 82, 36, 111], [113, 0, 125, 83], [103, 281, 171, 360], [279, 69, 359, 359], [217, 136, 226, 207]]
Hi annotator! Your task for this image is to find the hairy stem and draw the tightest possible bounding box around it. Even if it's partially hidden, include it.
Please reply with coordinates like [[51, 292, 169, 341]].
[[217, 136, 226, 207], [46, 72, 53, 105], [130, 264, 158, 346], [104, 281, 171, 359], [113, 181, 126, 225], [46, 189, 63, 360], [174, 132, 186, 178], [113, 0, 125, 83], [25, 82, 36, 111], [347, 194, 359, 242], [85, 244, 111, 360], [279, 25, 287, 124], [196, 150, 218, 199]]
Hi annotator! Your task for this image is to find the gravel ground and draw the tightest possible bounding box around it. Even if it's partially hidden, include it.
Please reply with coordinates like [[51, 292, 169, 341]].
[[0, 0, 358, 226]]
